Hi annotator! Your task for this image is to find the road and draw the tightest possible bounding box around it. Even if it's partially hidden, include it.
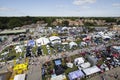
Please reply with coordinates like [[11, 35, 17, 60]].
[[26, 57, 43, 80]]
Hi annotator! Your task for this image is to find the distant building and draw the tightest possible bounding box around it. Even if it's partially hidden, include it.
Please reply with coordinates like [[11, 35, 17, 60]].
[[0, 29, 27, 35]]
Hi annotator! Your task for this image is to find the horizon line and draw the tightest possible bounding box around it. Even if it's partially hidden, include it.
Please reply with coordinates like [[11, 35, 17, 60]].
[[0, 15, 120, 17]]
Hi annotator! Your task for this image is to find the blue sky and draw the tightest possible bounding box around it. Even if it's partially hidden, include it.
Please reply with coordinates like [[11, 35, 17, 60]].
[[0, 0, 120, 17]]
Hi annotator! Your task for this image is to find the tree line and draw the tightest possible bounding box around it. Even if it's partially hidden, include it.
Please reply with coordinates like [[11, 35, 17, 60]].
[[0, 16, 119, 29]]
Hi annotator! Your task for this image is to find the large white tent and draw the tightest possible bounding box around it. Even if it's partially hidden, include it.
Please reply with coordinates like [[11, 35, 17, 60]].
[[49, 36, 61, 44], [36, 37, 50, 46], [74, 57, 85, 66], [69, 41, 77, 49], [62, 27, 68, 30], [82, 66, 101, 76], [14, 74, 25, 80]]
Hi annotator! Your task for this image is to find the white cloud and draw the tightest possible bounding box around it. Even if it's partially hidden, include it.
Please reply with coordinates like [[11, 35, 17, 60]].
[[81, 6, 90, 9], [112, 3, 120, 7], [73, 0, 96, 5], [0, 7, 15, 11], [56, 5, 65, 8]]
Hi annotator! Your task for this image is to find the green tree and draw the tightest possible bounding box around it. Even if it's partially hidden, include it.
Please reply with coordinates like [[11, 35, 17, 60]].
[[84, 22, 94, 26], [0, 21, 2, 28], [117, 20, 120, 25], [8, 18, 22, 29], [62, 20, 69, 26]]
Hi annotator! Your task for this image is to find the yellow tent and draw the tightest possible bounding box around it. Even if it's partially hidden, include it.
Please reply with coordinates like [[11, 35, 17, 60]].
[[13, 63, 28, 74]]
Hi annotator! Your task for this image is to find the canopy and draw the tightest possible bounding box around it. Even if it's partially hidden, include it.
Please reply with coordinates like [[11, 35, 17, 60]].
[[69, 42, 77, 49], [14, 74, 25, 80], [80, 42, 87, 46], [54, 59, 62, 66], [102, 36, 111, 39], [112, 46, 120, 50], [36, 37, 50, 46], [14, 46, 22, 53], [80, 62, 91, 69], [82, 66, 101, 76], [68, 70, 85, 80], [62, 27, 68, 30], [93, 34, 101, 38], [27, 40, 35, 47], [49, 36, 61, 44], [74, 57, 85, 66], [15, 46, 20, 50], [49, 36, 61, 41], [51, 74, 67, 80], [13, 63, 28, 73], [66, 62, 73, 68]]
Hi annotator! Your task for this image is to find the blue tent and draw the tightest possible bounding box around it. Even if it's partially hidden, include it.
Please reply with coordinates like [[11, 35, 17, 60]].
[[27, 40, 35, 47], [68, 70, 85, 80], [54, 59, 62, 66]]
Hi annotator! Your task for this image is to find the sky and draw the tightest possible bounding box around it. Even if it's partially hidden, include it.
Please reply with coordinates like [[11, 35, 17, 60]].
[[0, 0, 120, 17]]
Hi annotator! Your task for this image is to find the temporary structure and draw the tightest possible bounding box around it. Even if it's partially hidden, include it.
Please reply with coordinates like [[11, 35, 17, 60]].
[[69, 41, 77, 49], [80, 42, 87, 47], [27, 40, 35, 47], [68, 70, 85, 80], [74, 57, 85, 66], [51, 74, 67, 80], [36, 37, 50, 46], [82, 66, 101, 76], [102, 36, 111, 40], [14, 74, 26, 80], [79, 62, 91, 69], [15, 46, 22, 53], [62, 27, 68, 31], [66, 62, 73, 68], [13, 63, 28, 74], [49, 36, 61, 44]]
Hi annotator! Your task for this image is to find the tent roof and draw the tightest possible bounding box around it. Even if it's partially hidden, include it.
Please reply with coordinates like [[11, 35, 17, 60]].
[[80, 62, 91, 69], [36, 37, 50, 45], [49, 36, 61, 41], [82, 66, 101, 76], [74, 57, 85, 65], [113, 46, 120, 50], [51, 74, 66, 80], [68, 70, 85, 80], [27, 40, 35, 46], [14, 74, 25, 80], [62, 27, 68, 30], [69, 42, 77, 49], [102, 36, 111, 39]]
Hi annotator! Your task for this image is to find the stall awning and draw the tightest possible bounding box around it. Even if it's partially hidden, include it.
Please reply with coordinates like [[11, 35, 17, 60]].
[[82, 66, 101, 76]]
